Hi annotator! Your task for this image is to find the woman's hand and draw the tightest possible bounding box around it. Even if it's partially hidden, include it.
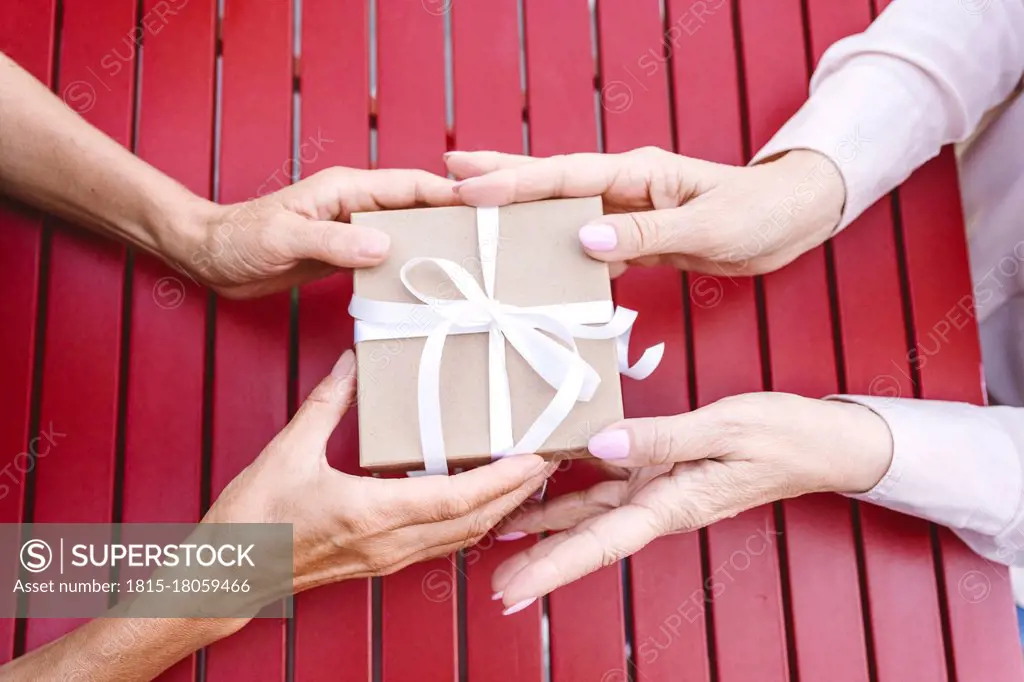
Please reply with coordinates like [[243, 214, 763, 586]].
[[204, 350, 551, 597], [446, 147, 845, 277], [178, 167, 458, 298], [489, 393, 892, 613]]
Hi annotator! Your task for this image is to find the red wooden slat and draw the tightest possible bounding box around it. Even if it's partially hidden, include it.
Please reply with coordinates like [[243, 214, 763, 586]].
[[898, 151, 1024, 682], [451, 3, 545, 681], [451, 0, 522, 155], [125, 4, 216, 682], [375, 4, 456, 681], [293, 1, 372, 680], [741, 0, 870, 680], [0, 0, 56, 663], [836, 200, 945, 682], [522, 2, 628, 681], [596, 2, 707, 681], [666, 1, 786, 680], [205, 1, 292, 680], [523, 0, 597, 158], [868, 1, 1020, 679], [126, 0, 214, 526], [807, 2, 953, 681], [24, 0, 137, 652]]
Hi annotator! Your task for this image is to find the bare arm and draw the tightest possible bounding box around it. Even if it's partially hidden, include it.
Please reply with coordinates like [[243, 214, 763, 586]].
[[0, 617, 239, 681], [0, 50, 206, 264], [0, 50, 460, 299]]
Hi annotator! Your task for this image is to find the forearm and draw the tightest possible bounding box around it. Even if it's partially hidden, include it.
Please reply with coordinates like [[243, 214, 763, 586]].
[[0, 51, 211, 264], [752, 0, 1024, 229], [0, 617, 238, 681]]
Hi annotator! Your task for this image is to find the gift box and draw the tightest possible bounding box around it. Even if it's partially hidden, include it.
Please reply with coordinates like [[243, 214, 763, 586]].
[[350, 197, 662, 473]]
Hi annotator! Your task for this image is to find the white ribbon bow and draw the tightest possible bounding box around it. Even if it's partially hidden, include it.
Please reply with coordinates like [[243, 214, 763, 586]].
[[349, 207, 664, 476]]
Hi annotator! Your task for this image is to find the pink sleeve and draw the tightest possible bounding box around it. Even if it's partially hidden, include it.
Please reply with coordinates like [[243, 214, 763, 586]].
[[830, 395, 1024, 565], [751, 0, 1024, 230]]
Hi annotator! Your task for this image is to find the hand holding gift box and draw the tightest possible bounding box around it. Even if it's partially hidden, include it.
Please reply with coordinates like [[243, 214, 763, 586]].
[[350, 197, 664, 474]]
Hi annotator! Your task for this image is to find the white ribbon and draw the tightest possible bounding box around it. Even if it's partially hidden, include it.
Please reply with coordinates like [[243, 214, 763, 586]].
[[349, 207, 664, 476]]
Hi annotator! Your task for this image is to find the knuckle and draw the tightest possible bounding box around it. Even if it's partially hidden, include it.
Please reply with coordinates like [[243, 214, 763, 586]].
[[581, 526, 626, 568], [625, 212, 660, 254], [631, 145, 665, 161], [440, 486, 474, 521], [648, 417, 678, 466], [361, 549, 392, 575], [463, 512, 491, 546]]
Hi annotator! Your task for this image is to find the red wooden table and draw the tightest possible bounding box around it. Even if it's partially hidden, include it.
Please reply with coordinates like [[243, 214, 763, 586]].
[[1, 0, 1022, 680]]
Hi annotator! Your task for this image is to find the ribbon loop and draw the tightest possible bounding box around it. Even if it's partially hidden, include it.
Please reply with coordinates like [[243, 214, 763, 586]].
[[350, 207, 664, 476]]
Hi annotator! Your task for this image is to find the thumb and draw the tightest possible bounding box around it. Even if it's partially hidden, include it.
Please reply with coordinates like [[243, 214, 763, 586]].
[[577, 207, 706, 263], [283, 350, 357, 448], [287, 219, 392, 269], [584, 413, 721, 468]]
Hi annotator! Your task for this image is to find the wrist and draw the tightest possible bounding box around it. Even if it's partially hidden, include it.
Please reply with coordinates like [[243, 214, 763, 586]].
[[818, 400, 894, 495], [764, 149, 847, 243], [155, 195, 222, 283]]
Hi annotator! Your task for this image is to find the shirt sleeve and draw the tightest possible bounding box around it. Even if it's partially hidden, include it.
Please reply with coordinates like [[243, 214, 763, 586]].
[[830, 395, 1024, 565], [750, 0, 1024, 230]]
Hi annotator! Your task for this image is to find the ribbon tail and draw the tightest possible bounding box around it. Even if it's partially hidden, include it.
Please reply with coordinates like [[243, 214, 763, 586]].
[[616, 323, 665, 380], [416, 321, 455, 476], [509, 355, 588, 455], [488, 327, 515, 456]]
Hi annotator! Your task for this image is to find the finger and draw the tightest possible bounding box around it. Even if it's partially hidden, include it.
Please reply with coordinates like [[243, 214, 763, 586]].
[[490, 471, 665, 590], [443, 151, 536, 179], [585, 412, 724, 468], [281, 350, 356, 447], [400, 470, 550, 561], [283, 218, 392, 268], [450, 153, 622, 206], [495, 479, 628, 536], [217, 260, 339, 299], [491, 527, 575, 593], [302, 167, 460, 218], [576, 205, 715, 263], [498, 504, 662, 608], [358, 168, 461, 211], [373, 455, 552, 527]]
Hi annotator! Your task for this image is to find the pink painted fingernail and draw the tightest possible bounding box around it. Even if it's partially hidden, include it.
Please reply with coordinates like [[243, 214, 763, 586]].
[[578, 223, 618, 252], [491, 591, 504, 601], [502, 598, 536, 616], [496, 531, 527, 542], [588, 430, 630, 460]]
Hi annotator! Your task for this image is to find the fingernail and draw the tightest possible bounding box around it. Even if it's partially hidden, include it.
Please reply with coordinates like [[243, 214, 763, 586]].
[[502, 598, 536, 616], [331, 350, 356, 379], [359, 230, 391, 258], [451, 178, 476, 193], [496, 532, 527, 542], [588, 430, 630, 460], [578, 223, 618, 252], [491, 591, 503, 601]]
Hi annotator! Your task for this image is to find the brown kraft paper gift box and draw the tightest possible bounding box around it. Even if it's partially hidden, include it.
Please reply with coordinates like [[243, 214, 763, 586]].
[[351, 197, 624, 472]]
